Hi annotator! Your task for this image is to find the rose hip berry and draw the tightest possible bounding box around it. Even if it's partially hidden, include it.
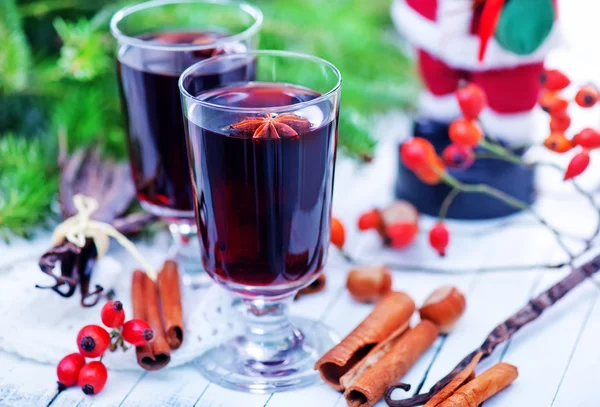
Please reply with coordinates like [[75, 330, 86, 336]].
[[442, 144, 475, 169], [456, 83, 487, 119], [449, 118, 483, 147], [121, 319, 154, 346], [77, 325, 110, 358], [386, 222, 419, 249], [539, 92, 569, 115], [400, 137, 436, 171], [101, 300, 126, 328], [539, 69, 570, 91], [57, 353, 86, 391], [573, 128, 600, 149], [575, 85, 599, 108], [358, 209, 383, 231], [429, 223, 450, 257], [78, 361, 108, 395], [543, 132, 573, 154], [549, 110, 571, 132], [564, 150, 591, 180], [330, 217, 346, 249]]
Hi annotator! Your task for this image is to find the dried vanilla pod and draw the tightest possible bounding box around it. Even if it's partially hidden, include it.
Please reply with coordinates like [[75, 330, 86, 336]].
[[385, 254, 600, 407], [37, 147, 156, 306]]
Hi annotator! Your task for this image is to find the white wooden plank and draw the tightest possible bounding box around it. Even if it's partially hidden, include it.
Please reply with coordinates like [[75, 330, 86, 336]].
[[552, 286, 600, 407], [0, 352, 56, 406], [119, 366, 208, 407], [193, 385, 270, 407], [529, 280, 600, 407], [50, 369, 144, 407]]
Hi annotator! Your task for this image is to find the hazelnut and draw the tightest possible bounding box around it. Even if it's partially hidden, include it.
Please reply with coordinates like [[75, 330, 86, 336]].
[[419, 286, 466, 333], [346, 265, 393, 303]]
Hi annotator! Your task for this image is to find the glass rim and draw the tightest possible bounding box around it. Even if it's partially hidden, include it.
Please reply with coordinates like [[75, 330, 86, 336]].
[[179, 50, 342, 114], [109, 0, 263, 51]]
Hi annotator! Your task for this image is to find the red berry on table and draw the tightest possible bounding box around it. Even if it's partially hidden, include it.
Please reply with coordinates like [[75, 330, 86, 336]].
[[121, 319, 154, 346], [575, 85, 599, 108], [429, 223, 450, 257], [449, 118, 483, 147], [77, 325, 110, 358], [543, 132, 573, 153], [564, 150, 591, 180], [456, 83, 487, 119], [549, 110, 571, 132], [386, 222, 419, 249], [78, 361, 108, 395], [358, 209, 383, 231], [573, 128, 600, 149], [57, 353, 86, 391], [442, 144, 475, 169], [330, 217, 346, 248], [101, 300, 125, 328], [539, 69, 571, 91], [539, 91, 569, 115]]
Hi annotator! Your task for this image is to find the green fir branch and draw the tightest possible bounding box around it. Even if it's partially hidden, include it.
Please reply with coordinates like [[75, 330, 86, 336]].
[[0, 134, 58, 241]]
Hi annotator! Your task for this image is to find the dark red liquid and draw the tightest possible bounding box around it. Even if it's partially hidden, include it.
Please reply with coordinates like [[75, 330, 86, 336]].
[[117, 31, 251, 217], [185, 83, 337, 292]]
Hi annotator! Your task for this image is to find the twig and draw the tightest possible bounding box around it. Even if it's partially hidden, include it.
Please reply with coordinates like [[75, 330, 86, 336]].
[[438, 187, 460, 221], [441, 173, 576, 259], [385, 254, 600, 406]]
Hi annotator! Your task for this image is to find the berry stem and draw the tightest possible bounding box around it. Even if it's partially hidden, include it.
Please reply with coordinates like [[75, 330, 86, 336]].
[[478, 139, 523, 165], [440, 172, 576, 259], [438, 187, 461, 221]]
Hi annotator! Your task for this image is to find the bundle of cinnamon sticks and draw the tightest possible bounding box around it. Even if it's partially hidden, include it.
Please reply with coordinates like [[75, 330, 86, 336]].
[[131, 260, 184, 370], [315, 288, 518, 407]]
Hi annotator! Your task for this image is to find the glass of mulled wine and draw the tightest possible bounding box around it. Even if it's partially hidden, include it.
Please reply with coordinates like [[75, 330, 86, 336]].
[[180, 51, 341, 392], [110, 0, 262, 278]]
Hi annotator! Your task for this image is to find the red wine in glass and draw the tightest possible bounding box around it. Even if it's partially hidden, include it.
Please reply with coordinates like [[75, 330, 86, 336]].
[[117, 31, 251, 218], [185, 83, 337, 294]]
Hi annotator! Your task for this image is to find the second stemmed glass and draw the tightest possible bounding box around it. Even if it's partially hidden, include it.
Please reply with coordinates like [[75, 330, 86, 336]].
[[110, 0, 262, 281], [180, 50, 342, 392]]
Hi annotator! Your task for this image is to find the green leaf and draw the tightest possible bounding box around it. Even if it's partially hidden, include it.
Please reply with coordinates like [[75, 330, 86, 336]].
[[495, 0, 555, 55]]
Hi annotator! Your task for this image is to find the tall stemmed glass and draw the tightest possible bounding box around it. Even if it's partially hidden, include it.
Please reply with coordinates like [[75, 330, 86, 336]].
[[110, 0, 262, 280], [180, 51, 341, 392]]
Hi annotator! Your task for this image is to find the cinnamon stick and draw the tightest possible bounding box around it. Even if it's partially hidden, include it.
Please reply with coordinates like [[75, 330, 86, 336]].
[[437, 363, 518, 407], [424, 353, 482, 407], [344, 320, 439, 407], [315, 292, 416, 391], [157, 260, 184, 350], [385, 254, 600, 407], [132, 270, 170, 370]]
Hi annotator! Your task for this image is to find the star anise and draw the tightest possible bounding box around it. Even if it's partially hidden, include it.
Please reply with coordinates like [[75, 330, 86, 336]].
[[230, 113, 312, 139]]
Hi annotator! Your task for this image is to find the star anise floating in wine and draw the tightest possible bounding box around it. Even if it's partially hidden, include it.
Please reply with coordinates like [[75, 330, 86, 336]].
[[230, 113, 312, 139]]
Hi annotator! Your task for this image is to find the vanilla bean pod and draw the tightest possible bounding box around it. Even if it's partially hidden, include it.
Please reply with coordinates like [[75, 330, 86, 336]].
[[37, 147, 156, 306], [384, 254, 600, 407]]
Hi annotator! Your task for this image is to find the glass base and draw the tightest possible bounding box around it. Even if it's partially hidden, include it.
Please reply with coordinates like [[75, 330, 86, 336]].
[[194, 317, 338, 393]]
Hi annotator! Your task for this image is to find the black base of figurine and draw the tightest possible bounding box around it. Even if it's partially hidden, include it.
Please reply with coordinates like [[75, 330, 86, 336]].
[[395, 119, 535, 220]]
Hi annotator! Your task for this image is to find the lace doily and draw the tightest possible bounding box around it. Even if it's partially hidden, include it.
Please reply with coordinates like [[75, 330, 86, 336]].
[[0, 256, 241, 370]]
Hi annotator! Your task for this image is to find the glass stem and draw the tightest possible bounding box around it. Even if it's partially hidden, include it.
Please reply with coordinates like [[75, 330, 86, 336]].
[[241, 295, 303, 362]]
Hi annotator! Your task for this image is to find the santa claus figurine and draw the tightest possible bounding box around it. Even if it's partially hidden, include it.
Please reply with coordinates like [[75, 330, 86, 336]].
[[392, 0, 560, 219]]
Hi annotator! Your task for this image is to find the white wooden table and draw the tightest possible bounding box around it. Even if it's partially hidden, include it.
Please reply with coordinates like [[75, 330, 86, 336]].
[[2, 3, 600, 406]]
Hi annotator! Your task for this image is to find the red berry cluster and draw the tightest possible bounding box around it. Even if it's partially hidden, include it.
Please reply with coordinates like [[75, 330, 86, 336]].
[[400, 83, 487, 188], [55, 300, 153, 396], [539, 69, 600, 180]]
